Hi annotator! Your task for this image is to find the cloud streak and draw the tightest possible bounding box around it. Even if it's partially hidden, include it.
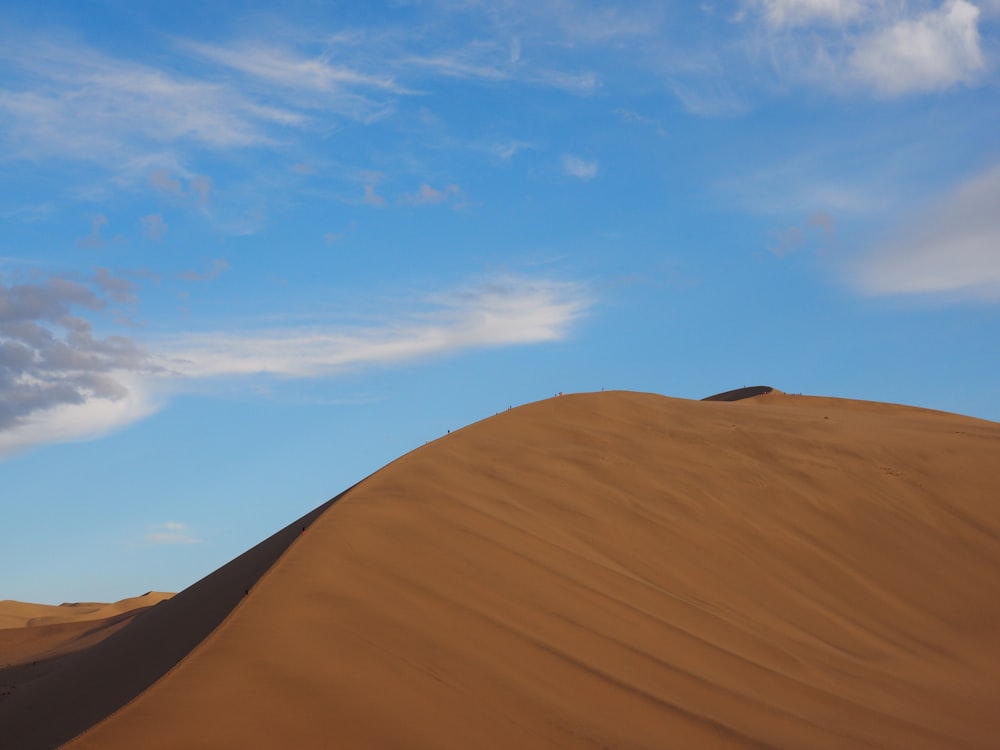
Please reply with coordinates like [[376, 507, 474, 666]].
[[142, 521, 200, 546], [0, 36, 301, 164], [157, 277, 589, 379], [752, 0, 870, 27], [852, 161, 1000, 299], [0, 274, 591, 457]]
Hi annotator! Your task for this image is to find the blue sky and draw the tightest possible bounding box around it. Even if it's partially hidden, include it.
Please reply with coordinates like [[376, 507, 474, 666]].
[[3, 0, 999, 604]]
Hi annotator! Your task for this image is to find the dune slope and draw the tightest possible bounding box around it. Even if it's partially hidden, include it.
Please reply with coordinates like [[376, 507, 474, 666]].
[[0, 592, 175, 700], [7, 390, 1000, 749], [0, 593, 174, 631], [0, 496, 340, 750]]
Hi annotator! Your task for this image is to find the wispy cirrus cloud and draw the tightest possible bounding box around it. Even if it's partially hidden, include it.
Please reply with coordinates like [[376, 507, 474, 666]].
[[0, 12, 610, 180], [400, 48, 599, 94], [0, 274, 591, 457], [852, 160, 1000, 299], [156, 276, 589, 379], [180, 39, 404, 123], [750, 0, 872, 27], [181, 39, 404, 94], [142, 521, 200, 546], [739, 0, 988, 96], [0, 36, 301, 164]]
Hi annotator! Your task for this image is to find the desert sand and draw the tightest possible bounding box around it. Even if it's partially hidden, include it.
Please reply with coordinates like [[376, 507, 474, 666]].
[[0, 592, 174, 665], [2, 390, 1000, 749]]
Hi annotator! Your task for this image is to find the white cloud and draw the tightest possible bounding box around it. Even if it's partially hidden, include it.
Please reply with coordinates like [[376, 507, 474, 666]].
[[0, 275, 590, 457], [0, 372, 159, 458], [850, 0, 984, 94], [0, 37, 301, 164], [143, 521, 200, 546], [156, 276, 589, 379], [182, 40, 404, 94], [738, 0, 989, 97], [562, 155, 599, 180], [853, 161, 1000, 299], [752, 0, 870, 27], [180, 40, 401, 123]]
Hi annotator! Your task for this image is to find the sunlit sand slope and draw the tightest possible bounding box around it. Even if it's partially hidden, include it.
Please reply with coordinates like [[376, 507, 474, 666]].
[[17, 391, 1000, 748]]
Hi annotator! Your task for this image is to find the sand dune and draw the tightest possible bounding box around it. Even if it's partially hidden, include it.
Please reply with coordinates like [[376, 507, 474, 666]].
[[3, 390, 1000, 749], [0, 592, 174, 679], [0, 593, 174, 631]]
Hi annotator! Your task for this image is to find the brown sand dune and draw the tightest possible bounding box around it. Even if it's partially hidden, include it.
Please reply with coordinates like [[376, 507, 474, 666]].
[[4, 390, 1000, 749], [0, 592, 174, 630], [0, 592, 175, 686], [0, 495, 342, 750]]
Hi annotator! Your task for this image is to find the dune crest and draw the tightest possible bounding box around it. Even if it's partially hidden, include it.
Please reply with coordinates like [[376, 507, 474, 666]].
[[4, 390, 1000, 749]]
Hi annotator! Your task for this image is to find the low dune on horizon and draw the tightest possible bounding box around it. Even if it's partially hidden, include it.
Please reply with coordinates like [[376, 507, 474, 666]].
[[3, 389, 1000, 749]]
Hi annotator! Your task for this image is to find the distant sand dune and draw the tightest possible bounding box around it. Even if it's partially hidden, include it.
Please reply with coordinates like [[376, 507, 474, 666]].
[[0, 592, 175, 687], [2, 390, 1000, 749], [702, 385, 775, 401], [0, 593, 173, 631]]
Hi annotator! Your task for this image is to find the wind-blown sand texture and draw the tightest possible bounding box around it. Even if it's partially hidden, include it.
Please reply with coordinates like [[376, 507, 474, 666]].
[[3, 390, 1000, 749]]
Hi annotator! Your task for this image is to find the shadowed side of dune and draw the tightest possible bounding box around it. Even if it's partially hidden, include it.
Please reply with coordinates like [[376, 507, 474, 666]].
[[59, 391, 1000, 750], [702, 385, 774, 401], [0, 606, 162, 700], [0, 490, 347, 750]]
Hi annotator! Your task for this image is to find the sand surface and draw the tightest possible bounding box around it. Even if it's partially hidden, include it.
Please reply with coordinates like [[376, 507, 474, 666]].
[[0, 593, 174, 631], [3, 390, 1000, 749], [0, 592, 173, 667]]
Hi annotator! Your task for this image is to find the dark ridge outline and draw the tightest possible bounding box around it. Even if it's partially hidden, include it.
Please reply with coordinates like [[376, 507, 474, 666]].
[[702, 386, 774, 402]]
